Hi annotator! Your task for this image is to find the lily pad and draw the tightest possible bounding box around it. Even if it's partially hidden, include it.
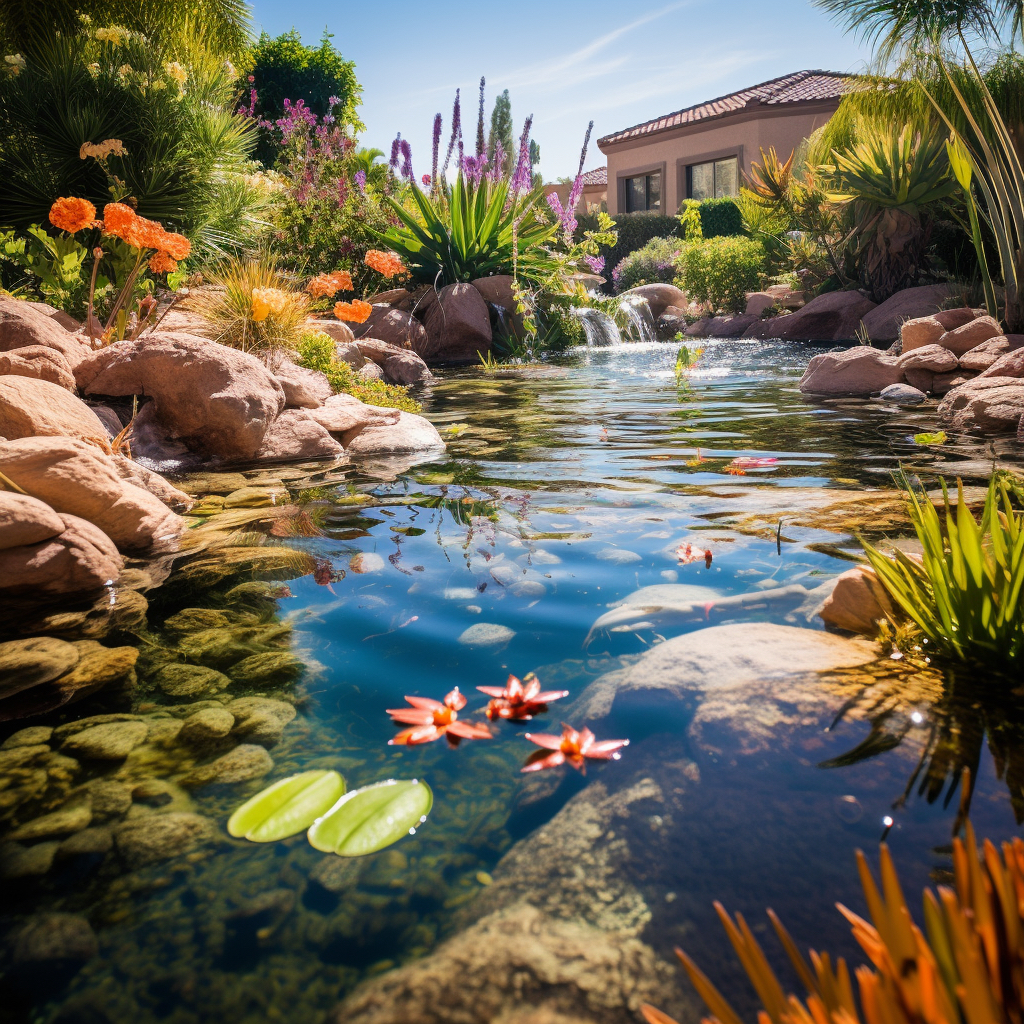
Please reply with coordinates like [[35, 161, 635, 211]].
[[307, 779, 432, 857], [913, 431, 948, 445], [227, 770, 346, 842]]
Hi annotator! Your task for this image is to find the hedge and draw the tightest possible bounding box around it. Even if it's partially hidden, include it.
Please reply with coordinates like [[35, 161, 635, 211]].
[[694, 197, 743, 238]]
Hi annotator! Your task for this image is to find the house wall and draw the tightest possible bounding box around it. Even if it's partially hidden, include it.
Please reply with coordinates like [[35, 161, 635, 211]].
[[543, 182, 608, 215], [600, 101, 839, 216]]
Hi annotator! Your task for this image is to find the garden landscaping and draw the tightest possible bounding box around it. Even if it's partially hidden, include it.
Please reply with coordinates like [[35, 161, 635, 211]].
[[1, 2, 1024, 1024]]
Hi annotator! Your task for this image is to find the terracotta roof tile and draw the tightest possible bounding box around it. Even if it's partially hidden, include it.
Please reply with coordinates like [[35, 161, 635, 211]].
[[580, 166, 607, 186], [597, 71, 854, 147]]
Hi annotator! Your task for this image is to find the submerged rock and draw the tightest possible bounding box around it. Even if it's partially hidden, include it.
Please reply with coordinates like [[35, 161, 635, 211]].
[[12, 913, 98, 966], [0, 840, 60, 878], [152, 663, 233, 698], [227, 697, 296, 746], [458, 623, 515, 648], [0, 637, 79, 698], [178, 707, 235, 745], [60, 720, 149, 760], [10, 795, 92, 841], [113, 811, 214, 867], [180, 743, 274, 787]]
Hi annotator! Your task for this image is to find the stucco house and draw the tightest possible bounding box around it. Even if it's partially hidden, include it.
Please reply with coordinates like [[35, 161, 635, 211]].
[[543, 166, 608, 216], [596, 70, 854, 216]]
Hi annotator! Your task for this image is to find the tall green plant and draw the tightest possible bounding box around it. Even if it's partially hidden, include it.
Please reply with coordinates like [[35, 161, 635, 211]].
[[380, 174, 557, 286], [861, 477, 1024, 667]]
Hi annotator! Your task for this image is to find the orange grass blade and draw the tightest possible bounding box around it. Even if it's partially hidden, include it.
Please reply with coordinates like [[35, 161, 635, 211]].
[[675, 947, 746, 1024], [640, 1005, 681, 1024], [767, 909, 818, 997]]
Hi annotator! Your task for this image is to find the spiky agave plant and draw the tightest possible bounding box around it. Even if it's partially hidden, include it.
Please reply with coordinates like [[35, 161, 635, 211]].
[[827, 123, 959, 299], [860, 475, 1024, 669], [642, 808, 1024, 1024]]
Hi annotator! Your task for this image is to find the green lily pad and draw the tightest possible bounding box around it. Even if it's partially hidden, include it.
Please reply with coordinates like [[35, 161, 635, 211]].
[[914, 431, 948, 445], [228, 770, 346, 842], [307, 779, 433, 857]]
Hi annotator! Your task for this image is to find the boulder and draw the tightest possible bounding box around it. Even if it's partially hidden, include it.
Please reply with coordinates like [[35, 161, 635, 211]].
[[309, 320, 356, 346], [758, 290, 876, 342], [357, 362, 385, 381], [879, 383, 927, 404], [309, 393, 400, 437], [703, 313, 759, 338], [0, 492, 65, 550], [799, 346, 905, 395], [365, 287, 413, 307], [959, 336, 1021, 371], [622, 283, 687, 319], [938, 376, 1024, 432], [0, 298, 93, 369], [420, 283, 493, 364], [979, 346, 1024, 379], [0, 513, 121, 597], [471, 274, 527, 337], [227, 696, 296, 746], [900, 315, 946, 352], [113, 812, 213, 868], [13, 914, 97, 966], [342, 410, 446, 456], [0, 637, 79, 698], [24, 302, 81, 333], [0, 376, 108, 442], [938, 315, 1003, 357], [90, 404, 123, 437], [0, 345, 77, 391], [179, 707, 235, 744], [354, 307, 428, 351], [61, 720, 148, 760], [820, 566, 895, 635], [898, 343, 958, 373], [932, 371, 976, 395], [859, 284, 951, 342], [334, 341, 366, 369], [255, 409, 346, 461], [383, 351, 433, 385], [0, 437, 184, 554], [272, 359, 332, 409], [111, 454, 193, 511], [74, 333, 287, 460], [745, 291, 777, 317], [180, 743, 274, 787], [934, 307, 979, 331], [153, 663, 232, 698]]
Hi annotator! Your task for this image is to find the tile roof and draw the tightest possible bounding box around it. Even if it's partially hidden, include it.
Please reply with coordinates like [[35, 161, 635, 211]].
[[580, 166, 607, 186], [597, 70, 854, 147]]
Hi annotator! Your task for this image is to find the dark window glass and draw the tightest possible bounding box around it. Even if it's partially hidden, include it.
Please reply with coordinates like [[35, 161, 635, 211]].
[[647, 172, 661, 211], [624, 173, 662, 212], [688, 156, 739, 200]]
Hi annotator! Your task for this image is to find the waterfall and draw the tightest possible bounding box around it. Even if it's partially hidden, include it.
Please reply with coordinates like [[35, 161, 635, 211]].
[[616, 294, 658, 343], [572, 307, 622, 347]]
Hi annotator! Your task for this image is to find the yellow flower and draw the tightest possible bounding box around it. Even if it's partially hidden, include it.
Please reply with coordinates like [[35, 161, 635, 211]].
[[164, 61, 187, 87], [4, 54, 25, 76], [94, 27, 124, 44], [251, 287, 289, 322]]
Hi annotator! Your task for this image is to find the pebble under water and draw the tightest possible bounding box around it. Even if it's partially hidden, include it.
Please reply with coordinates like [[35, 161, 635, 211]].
[[3, 339, 1024, 1024]]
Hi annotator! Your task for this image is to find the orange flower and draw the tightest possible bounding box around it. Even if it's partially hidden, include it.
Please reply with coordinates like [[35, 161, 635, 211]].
[[159, 231, 191, 262], [103, 202, 136, 239], [334, 299, 373, 324], [127, 216, 166, 251], [49, 197, 97, 234], [364, 249, 406, 279], [307, 269, 354, 298], [148, 251, 177, 274]]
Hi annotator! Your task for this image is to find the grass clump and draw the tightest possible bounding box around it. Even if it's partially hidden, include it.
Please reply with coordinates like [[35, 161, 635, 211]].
[[296, 332, 420, 412], [862, 475, 1023, 669], [190, 256, 308, 354]]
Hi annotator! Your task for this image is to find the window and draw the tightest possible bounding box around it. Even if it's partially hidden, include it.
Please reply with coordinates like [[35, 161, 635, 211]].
[[623, 172, 661, 212], [688, 157, 739, 200]]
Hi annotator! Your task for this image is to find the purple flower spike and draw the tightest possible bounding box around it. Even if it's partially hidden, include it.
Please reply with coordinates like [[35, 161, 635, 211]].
[[442, 89, 461, 179], [355, 169, 367, 194], [431, 113, 443, 188], [584, 255, 605, 274], [390, 134, 402, 171], [546, 191, 565, 223], [490, 140, 505, 181], [510, 114, 534, 198], [400, 139, 414, 181]]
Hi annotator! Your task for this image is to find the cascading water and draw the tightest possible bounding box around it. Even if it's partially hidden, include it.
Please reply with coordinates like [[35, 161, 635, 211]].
[[572, 307, 622, 347], [616, 294, 658, 343]]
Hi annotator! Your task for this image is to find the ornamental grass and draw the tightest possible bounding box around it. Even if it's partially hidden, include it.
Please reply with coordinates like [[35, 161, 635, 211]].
[[189, 256, 308, 354]]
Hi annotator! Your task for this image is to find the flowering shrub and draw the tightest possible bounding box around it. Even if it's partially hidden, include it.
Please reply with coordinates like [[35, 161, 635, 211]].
[[306, 270, 353, 298], [333, 299, 372, 324], [675, 236, 766, 313], [611, 236, 682, 291]]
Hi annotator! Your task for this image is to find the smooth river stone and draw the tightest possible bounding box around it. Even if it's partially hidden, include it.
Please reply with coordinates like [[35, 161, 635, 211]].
[[458, 623, 516, 648], [595, 548, 642, 564], [0, 638, 79, 699]]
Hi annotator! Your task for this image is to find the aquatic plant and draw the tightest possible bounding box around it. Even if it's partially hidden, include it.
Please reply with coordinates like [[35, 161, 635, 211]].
[[522, 724, 629, 774], [861, 476, 1024, 668], [477, 672, 569, 722], [387, 687, 493, 746], [676, 541, 713, 568], [228, 770, 345, 842], [308, 779, 433, 856], [642, 810, 1024, 1024]]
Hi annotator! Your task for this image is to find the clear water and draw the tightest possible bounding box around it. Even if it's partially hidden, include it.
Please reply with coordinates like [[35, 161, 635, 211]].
[[3, 340, 1023, 1024]]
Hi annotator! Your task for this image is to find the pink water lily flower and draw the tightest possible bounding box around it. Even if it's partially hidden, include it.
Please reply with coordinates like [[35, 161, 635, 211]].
[[728, 456, 779, 470], [387, 687, 492, 747], [522, 723, 629, 774], [477, 673, 569, 722]]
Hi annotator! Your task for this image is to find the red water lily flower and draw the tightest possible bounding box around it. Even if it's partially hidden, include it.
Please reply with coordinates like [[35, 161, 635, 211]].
[[522, 723, 629, 774], [477, 673, 569, 722], [676, 541, 712, 568], [729, 456, 779, 470], [387, 687, 492, 747]]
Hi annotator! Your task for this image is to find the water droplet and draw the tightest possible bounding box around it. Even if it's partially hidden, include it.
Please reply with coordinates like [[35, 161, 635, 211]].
[[408, 827, 416, 835], [883, 815, 894, 828], [911, 711, 924, 724], [834, 795, 863, 823]]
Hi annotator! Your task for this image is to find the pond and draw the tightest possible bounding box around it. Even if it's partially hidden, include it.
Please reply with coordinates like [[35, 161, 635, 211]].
[[2, 339, 1023, 1024]]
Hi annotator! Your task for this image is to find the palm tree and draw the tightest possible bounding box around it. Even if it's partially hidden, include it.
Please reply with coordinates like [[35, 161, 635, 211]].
[[0, 0, 251, 59], [351, 148, 390, 190]]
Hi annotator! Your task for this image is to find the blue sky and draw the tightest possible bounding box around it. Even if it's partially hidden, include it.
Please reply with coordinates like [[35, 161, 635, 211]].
[[248, 0, 874, 179]]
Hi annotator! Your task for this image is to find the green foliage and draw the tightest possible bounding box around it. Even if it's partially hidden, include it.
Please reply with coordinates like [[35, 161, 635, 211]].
[[577, 212, 682, 290], [227, 770, 345, 842], [296, 332, 421, 412], [307, 779, 433, 857], [675, 236, 766, 312], [243, 30, 363, 166], [678, 202, 703, 241], [380, 174, 557, 287], [0, 33, 256, 240], [862, 476, 1024, 668], [487, 90, 514, 175], [696, 197, 744, 237], [612, 236, 682, 291]]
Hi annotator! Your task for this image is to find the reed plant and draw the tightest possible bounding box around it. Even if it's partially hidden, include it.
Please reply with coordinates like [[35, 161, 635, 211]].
[[861, 476, 1023, 669]]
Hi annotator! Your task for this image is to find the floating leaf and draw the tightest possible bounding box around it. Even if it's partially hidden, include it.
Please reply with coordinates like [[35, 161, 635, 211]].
[[913, 431, 947, 445], [228, 770, 346, 842], [307, 779, 433, 857]]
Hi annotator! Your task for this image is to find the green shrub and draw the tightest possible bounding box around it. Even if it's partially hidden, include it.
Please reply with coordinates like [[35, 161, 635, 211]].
[[611, 236, 682, 291], [675, 236, 766, 312], [694, 197, 743, 237], [296, 332, 421, 413], [576, 212, 681, 291], [243, 30, 363, 166]]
